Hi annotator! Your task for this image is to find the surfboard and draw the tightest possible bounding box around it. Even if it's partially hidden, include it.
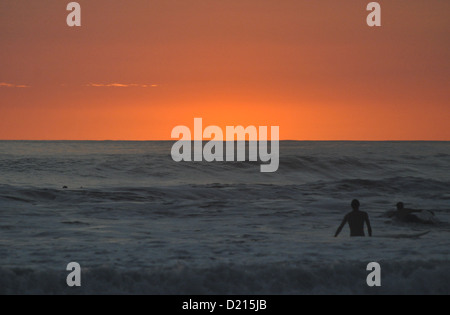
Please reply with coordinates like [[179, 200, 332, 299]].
[[375, 231, 430, 239]]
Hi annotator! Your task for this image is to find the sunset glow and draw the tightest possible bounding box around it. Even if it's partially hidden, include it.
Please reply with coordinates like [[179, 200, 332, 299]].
[[0, 1, 448, 140]]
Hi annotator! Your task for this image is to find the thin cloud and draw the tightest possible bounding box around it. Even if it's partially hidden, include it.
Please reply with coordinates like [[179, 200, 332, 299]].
[[0, 82, 30, 88], [86, 83, 159, 88]]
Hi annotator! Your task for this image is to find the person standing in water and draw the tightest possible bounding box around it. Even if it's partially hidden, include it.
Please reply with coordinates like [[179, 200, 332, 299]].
[[335, 199, 372, 237]]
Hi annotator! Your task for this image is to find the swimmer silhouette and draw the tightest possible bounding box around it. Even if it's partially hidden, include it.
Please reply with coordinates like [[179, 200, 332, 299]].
[[335, 199, 372, 237], [394, 202, 431, 223]]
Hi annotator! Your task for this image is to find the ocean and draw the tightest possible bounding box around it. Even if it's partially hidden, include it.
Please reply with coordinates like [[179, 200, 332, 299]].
[[0, 141, 449, 294]]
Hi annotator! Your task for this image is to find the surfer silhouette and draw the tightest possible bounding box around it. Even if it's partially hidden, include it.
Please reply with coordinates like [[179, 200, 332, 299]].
[[393, 202, 435, 223], [394, 202, 421, 222], [335, 199, 372, 237]]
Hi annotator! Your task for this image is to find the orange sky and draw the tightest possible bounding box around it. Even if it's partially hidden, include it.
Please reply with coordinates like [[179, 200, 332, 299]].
[[0, 0, 449, 140]]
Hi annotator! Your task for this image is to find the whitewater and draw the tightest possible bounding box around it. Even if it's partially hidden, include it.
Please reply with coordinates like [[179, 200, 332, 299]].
[[0, 141, 449, 294]]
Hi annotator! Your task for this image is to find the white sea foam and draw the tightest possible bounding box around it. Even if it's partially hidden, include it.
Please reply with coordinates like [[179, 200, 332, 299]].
[[1, 261, 449, 295]]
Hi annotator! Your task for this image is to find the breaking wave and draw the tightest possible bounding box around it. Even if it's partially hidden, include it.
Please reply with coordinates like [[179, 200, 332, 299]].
[[1, 261, 449, 295]]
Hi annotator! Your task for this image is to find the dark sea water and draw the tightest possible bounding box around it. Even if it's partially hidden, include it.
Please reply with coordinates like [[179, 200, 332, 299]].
[[0, 141, 449, 294]]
